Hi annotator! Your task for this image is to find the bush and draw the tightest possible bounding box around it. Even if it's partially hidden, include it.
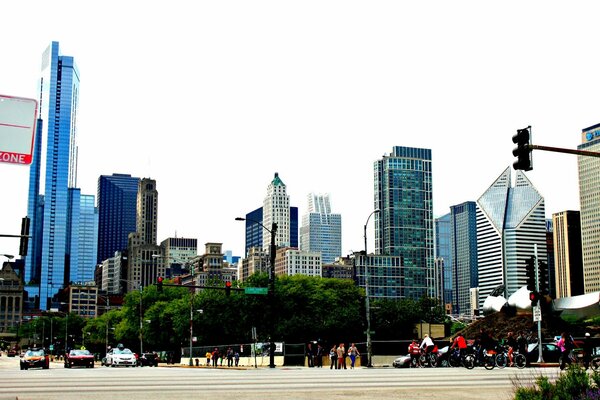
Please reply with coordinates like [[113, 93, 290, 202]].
[[514, 364, 600, 400]]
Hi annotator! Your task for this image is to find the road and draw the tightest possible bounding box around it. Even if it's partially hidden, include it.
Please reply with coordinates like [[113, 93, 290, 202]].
[[0, 356, 561, 400]]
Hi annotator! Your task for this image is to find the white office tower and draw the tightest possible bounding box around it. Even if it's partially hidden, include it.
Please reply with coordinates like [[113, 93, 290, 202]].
[[476, 167, 547, 309], [578, 123, 600, 292], [300, 193, 342, 264], [263, 173, 290, 250]]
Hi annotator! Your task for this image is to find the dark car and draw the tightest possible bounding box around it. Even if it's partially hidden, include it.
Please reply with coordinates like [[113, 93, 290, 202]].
[[65, 349, 95, 368], [20, 348, 50, 370], [526, 343, 561, 363], [138, 352, 159, 367]]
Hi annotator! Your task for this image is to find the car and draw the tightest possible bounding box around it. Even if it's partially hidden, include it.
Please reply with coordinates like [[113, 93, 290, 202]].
[[104, 347, 137, 367], [20, 348, 50, 370], [138, 352, 159, 367], [526, 342, 561, 363], [65, 349, 95, 368], [392, 354, 413, 368]]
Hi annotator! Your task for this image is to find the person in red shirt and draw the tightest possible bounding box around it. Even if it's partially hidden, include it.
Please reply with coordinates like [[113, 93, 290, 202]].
[[408, 339, 421, 367], [451, 332, 468, 359]]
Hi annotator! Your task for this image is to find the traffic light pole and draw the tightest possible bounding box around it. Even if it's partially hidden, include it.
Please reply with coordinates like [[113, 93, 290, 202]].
[[534, 244, 544, 363], [529, 144, 600, 158]]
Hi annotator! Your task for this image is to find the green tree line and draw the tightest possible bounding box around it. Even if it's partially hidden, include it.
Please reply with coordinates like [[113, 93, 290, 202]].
[[15, 274, 446, 354]]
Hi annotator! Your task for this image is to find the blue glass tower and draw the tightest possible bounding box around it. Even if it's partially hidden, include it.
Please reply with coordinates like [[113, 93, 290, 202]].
[[97, 174, 140, 263], [449, 201, 478, 315], [24, 42, 80, 310], [243, 206, 299, 256], [435, 213, 452, 304], [374, 146, 434, 299]]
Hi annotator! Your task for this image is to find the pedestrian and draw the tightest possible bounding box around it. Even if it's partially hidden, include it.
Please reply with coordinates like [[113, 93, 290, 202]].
[[227, 347, 234, 367], [205, 350, 212, 366], [516, 331, 529, 366], [557, 331, 575, 370], [336, 343, 346, 369], [211, 347, 219, 368], [348, 343, 360, 369], [306, 343, 314, 367], [234, 350, 240, 367], [315, 344, 324, 368], [408, 338, 421, 367], [329, 345, 337, 369]]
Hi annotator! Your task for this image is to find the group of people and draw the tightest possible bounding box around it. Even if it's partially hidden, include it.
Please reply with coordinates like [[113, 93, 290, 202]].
[[305, 342, 360, 369], [205, 347, 240, 367]]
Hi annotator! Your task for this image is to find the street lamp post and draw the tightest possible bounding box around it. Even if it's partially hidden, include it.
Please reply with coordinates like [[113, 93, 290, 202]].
[[235, 217, 277, 368], [364, 209, 380, 368]]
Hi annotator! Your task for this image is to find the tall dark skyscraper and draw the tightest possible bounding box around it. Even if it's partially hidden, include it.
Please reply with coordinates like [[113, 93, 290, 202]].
[[24, 42, 81, 310], [374, 146, 434, 299], [97, 174, 140, 263]]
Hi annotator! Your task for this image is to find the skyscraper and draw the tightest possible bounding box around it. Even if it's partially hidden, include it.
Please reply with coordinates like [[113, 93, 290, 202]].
[[137, 178, 158, 246], [242, 205, 298, 256], [476, 168, 547, 309], [263, 173, 291, 250], [25, 42, 82, 310], [66, 190, 98, 284], [434, 213, 452, 305], [373, 146, 434, 299], [553, 210, 583, 298], [449, 201, 478, 315], [300, 193, 342, 264], [578, 123, 600, 292], [97, 173, 140, 264]]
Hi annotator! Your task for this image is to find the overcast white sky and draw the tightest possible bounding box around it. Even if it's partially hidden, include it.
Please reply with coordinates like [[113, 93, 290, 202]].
[[1, 1, 599, 259]]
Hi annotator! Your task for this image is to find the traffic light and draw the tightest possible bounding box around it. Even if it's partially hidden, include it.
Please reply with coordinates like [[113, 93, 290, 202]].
[[529, 291, 540, 307], [525, 256, 536, 291], [157, 276, 163, 292], [538, 261, 549, 295], [225, 281, 231, 296], [19, 216, 30, 256], [512, 126, 532, 171]]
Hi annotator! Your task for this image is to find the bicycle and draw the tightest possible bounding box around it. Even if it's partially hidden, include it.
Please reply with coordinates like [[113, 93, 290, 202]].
[[418, 348, 438, 368], [447, 347, 475, 369], [494, 345, 526, 369]]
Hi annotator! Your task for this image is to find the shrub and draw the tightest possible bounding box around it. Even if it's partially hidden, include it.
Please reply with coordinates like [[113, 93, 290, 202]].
[[514, 365, 598, 400]]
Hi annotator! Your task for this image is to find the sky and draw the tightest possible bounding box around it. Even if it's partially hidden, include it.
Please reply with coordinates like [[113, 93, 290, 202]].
[[1, 1, 599, 260]]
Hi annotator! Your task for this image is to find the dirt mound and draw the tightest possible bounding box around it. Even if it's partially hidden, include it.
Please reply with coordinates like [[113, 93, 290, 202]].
[[459, 311, 574, 341]]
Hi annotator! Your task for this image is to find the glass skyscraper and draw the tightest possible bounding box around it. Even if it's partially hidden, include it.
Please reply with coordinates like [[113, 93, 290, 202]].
[[373, 146, 434, 299], [449, 201, 478, 315], [24, 42, 81, 310], [300, 193, 342, 264], [97, 173, 140, 263], [434, 213, 452, 305], [476, 168, 547, 309]]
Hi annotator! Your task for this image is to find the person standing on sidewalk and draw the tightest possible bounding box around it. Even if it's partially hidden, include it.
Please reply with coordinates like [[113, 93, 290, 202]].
[[315, 344, 324, 367], [336, 343, 346, 369], [348, 343, 360, 369], [329, 345, 337, 369]]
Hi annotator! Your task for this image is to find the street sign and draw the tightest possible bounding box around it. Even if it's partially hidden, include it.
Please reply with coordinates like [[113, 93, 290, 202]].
[[0, 94, 37, 165], [533, 305, 542, 322], [245, 287, 268, 295]]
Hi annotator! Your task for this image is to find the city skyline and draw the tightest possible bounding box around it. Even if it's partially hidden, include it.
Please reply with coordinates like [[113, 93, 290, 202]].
[[2, 2, 599, 259]]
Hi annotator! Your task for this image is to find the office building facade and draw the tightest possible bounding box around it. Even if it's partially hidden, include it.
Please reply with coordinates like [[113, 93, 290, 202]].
[[552, 211, 583, 298], [449, 201, 478, 315], [434, 213, 452, 305], [24, 42, 83, 310], [97, 174, 140, 264], [578, 123, 600, 292], [263, 173, 291, 250], [373, 146, 434, 299], [300, 193, 342, 264], [476, 168, 547, 309]]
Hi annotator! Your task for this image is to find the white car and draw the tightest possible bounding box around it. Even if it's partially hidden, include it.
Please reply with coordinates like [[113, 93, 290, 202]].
[[104, 347, 137, 367]]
